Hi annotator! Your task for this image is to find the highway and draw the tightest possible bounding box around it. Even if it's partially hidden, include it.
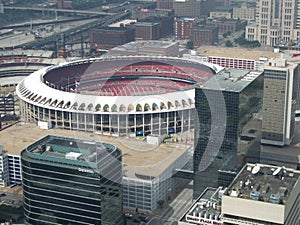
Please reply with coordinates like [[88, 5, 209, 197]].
[[0, 11, 131, 50], [4, 6, 114, 16]]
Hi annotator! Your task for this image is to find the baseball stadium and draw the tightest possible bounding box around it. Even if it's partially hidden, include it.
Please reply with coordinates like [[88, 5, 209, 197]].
[[16, 55, 221, 137]]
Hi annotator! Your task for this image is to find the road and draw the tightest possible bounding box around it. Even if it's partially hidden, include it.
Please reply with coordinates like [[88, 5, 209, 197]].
[[0, 19, 98, 48], [147, 180, 194, 225]]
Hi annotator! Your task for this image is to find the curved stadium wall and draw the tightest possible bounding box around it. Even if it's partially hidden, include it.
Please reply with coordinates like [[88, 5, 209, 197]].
[[16, 56, 219, 137]]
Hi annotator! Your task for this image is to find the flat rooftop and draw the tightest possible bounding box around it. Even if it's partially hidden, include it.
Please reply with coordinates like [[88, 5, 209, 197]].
[[108, 19, 137, 28], [28, 135, 119, 163], [199, 68, 262, 92], [0, 122, 192, 180], [109, 40, 178, 54], [198, 46, 278, 61], [224, 163, 300, 205], [260, 120, 300, 167], [179, 187, 224, 224]]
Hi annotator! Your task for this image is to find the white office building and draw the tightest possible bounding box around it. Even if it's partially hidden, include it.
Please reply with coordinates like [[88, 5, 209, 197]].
[[222, 163, 300, 225]]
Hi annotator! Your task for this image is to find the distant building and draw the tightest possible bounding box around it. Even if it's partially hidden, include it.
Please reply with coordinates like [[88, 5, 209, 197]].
[[132, 8, 173, 21], [191, 25, 219, 46], [132, 22, 160, 40], [197, 46, 279, 70], [21, 135, 123, 225], [215, 0, 231, 9], [222, 163, 300, 225], [109, 40, 181, 57], [131, 8, 174, 38], [209, 8, 232, 19], [194, 69, 263, 198], [173, 0, 215, 18], [0, 94, 14, 115], [0, 144, 21, 187], [232, 3, 256, 22], [245, 0, 300, 46], [208, 56, 256, 70], [57, 0, 73, 9], [174, 17, 198, 40], [207, 19, 247, 34], [261, 58, 298, 146], [156, 0, 173, 10], [89, 27, 135, 50], [0, 3, 4, 14], [0, 145, 9, 187]]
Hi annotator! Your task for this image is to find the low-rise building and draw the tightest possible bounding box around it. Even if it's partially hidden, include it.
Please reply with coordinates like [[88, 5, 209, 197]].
[[197, 46, 279, 70], [109, 40, 180, 57], [131, 9, 174, 38], [207, 19, 247, 34], [174, 17, 198, 40], [178, 187, 225, 225], [209, 8, 232, 19], [191, 25, 219, 47], [233, 3, 256, 22], [132, 22, 160, 40], [89, 27, 135, 50], [0, 145, 9, 186], [222, 163, 300, 225]]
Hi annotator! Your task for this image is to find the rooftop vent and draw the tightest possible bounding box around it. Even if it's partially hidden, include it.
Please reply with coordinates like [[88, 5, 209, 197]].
[[269, 194, 281, 204], [279, 187, 288, 197], [224, 71, 231, 79], [65, 152, 82, 160], [230, 189, 239, 197], [249, 191, 260, 201]]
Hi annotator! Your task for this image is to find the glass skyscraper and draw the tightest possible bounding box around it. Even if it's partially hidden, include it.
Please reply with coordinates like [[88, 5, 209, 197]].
[[193, 69, 263, 198], [21, 135, 123, 225]]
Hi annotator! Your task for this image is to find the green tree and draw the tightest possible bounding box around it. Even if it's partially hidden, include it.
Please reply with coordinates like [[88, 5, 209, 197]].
[[186, 40, 194, 50], [157, 200, 164, 208], [225, 40, 233, 47]]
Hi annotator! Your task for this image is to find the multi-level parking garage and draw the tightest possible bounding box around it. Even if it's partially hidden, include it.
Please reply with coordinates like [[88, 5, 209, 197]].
[[16, 55, 221, 137]]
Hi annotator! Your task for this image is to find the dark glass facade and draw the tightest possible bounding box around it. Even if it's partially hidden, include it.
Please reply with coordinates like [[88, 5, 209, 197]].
[[193, 72, 263, 198], [21, 136, 123, 225]]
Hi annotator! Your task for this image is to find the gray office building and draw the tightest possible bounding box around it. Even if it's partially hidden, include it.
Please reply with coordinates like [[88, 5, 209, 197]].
[[173, 0, 215, 18], [193, 69, 263, 198]]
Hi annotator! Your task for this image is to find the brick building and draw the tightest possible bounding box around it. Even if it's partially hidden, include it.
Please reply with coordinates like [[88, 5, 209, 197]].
[[132, 22, 160, 40], [191, 25, 218, 46], [207, 19, 247, 33], [156, 0, 173, 10], [132, 9, 174, 38], [174, 17, 198, 40], [57, 0, 73, 9], [90, 27, 135, 50]]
